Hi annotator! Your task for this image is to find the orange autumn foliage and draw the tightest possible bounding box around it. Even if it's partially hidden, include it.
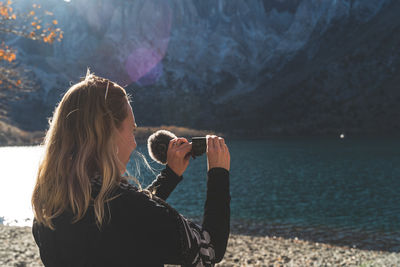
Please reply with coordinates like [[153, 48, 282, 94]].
[[0, 43, 16, 62], [0, 0, 63, 64], [0, 0, 63, 89]]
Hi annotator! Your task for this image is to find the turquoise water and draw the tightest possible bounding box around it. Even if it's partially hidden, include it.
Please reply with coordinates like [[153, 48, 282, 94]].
[[1, 138, 399, 250], [130, 138, 400, 251]]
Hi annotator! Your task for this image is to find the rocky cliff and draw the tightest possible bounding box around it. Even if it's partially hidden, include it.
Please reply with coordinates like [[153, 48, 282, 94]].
[[4, 0, 400, 136]]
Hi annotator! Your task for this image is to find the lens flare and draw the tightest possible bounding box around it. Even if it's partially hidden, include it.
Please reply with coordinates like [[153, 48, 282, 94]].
[[72, 1, 172, 86]]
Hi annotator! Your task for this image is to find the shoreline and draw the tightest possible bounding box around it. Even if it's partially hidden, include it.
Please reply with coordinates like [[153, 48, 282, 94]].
[[1, 224, 399, 267], [0, 123, 222, 147]]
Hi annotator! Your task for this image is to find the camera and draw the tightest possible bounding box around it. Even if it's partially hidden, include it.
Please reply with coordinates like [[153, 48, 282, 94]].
[[191, 137, 206, 157], [147, 130, 208, 165]]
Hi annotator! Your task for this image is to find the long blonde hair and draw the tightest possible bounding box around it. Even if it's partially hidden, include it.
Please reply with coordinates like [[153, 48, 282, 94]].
[[32, 71, 148, 229]]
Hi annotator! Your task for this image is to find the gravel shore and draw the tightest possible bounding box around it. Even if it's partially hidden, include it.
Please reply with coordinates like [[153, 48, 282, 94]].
[[1, 225, 399, 267], [218, 235, 400, 267], [0, 226, 42, 267]]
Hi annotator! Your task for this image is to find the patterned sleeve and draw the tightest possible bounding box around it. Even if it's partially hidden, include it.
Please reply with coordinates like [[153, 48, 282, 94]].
[[178, 216, 216, 266]]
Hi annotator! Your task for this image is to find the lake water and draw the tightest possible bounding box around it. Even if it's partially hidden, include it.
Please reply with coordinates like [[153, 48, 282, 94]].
[[1, 138, 400, 251]]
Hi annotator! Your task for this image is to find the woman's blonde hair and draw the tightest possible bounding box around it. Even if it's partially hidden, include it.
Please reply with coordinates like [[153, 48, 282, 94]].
[[32, 71, 149, 230]]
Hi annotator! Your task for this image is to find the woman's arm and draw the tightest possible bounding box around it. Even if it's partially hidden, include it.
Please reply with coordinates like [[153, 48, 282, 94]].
[[202, 167, 230, 262], [173, 167, 230, 265], [145, 164, 183, 201], [139, 135, 230, 265]]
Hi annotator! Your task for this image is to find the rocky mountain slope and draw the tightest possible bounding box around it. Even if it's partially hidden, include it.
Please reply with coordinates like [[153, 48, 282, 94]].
[[4, 0, 400, 137]]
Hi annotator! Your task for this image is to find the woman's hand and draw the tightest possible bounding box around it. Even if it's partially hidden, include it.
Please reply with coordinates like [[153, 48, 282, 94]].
[[206, 135, 230, 172], [166, 137, 192, 176]]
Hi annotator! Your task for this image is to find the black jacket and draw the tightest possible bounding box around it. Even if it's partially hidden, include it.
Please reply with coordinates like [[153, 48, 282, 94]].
[[32, 165, 230, 267]]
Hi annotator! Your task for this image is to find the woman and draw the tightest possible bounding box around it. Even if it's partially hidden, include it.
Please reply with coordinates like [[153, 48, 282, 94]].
[[31, 72, 231, 267]]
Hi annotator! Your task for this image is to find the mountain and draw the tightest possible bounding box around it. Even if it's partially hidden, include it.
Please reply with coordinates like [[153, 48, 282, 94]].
[[4, 0, 400, 137]]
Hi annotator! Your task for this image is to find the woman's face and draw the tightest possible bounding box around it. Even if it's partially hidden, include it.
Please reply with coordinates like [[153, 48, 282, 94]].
[[115, 102, 137, 173]]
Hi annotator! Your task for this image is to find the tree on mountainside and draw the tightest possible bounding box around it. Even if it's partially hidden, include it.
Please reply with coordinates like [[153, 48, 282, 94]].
[[0, 0, 62, 96]]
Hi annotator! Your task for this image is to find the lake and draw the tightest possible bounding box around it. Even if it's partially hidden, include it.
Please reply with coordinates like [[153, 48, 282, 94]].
[[1, 137, 399, 251]]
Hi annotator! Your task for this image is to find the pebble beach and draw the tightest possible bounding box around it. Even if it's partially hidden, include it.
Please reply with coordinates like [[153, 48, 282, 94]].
[[1, 224, 399, 267]]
